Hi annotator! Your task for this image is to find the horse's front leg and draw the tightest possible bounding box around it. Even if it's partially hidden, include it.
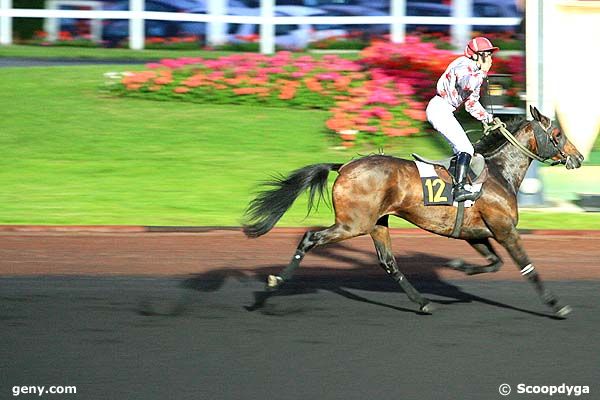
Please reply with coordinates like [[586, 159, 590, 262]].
[[448, 238, 504, 275], [493, 226, 571, 318]]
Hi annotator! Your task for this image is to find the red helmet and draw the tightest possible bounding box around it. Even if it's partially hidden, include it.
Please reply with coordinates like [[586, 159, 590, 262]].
[[464, 37, 499, 58]]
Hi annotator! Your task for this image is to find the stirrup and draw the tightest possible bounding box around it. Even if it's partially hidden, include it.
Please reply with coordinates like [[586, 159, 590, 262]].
[[453, 187, 481, 202]]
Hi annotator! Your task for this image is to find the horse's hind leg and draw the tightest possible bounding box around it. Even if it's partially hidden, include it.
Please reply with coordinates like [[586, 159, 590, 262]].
[[266, 223, 363, 291], [448, 238, 503, 275], [370, 217, 433, 314], [494, 226, 571, 318]]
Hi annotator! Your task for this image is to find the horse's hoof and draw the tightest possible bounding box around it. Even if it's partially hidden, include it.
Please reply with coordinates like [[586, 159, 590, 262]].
[[555, 305, 572, 318], [266, 274, 283, 290], [419, 303, 435, 314], [447, 259, 465, 270]]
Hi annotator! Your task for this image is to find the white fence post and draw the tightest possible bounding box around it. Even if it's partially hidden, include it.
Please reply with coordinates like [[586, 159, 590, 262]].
[[129, 0, 144, 50], [90, 11, 102, 43], [44, 0, 104, 43], [519, 0, 544, 206], [0, 0, 12, 45], [451, 0, 472, 48], [259, 0, 274, 54], [207, 0, 226, 46], [525, 0, 540, 111], [390, 0, 406, 43], [44, 0, 58, 42]]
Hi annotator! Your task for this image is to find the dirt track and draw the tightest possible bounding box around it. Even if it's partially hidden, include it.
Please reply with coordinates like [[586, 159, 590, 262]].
[[2, 228, 599, 280], [3, 228, 600, 400]]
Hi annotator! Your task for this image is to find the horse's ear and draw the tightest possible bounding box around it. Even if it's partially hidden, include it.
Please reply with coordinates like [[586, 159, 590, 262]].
[[530, 105, 542, 121], [530, 106, 551, 126]]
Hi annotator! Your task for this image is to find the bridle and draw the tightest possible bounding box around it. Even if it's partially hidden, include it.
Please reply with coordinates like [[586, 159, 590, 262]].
[[531, 121, 568, 165], [481, 79, 567, 165]]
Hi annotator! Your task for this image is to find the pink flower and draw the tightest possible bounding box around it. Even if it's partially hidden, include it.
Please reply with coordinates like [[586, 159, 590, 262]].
[[366, 89, 399, 105], [316, 72, 341, 81], [396, 82, 416, 96], [370, 107, 391, 119]]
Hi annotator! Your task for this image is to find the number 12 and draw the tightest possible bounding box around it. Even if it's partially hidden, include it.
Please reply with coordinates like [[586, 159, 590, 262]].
[[425, 178, 448, 202]]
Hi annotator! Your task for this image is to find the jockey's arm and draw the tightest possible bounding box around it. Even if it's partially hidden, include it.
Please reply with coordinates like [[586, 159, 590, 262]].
[[464, 75, 493, 123]]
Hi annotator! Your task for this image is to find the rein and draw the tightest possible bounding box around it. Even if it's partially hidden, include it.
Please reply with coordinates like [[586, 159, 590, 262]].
[[481, 79, 564, 165], [483, 119, 561, 165]]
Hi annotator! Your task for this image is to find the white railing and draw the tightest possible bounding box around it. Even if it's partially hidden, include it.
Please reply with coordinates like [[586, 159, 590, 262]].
[[43, 0, 103, 42], [0, 0, 521, 53]]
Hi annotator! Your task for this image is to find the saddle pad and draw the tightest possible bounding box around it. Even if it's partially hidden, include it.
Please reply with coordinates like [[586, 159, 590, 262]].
[[412, 152, 487, 183], [414, 161, 481, 208]]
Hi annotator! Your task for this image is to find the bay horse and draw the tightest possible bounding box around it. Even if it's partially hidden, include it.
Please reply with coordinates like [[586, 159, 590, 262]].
[[243, 106, 584, 317]]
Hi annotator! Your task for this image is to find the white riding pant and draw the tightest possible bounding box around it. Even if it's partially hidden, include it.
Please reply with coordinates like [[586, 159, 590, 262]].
[[426, 95, 474, 155]]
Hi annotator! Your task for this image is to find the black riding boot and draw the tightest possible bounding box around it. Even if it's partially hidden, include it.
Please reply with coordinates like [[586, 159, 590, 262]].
[[453, 152, 480, 202]]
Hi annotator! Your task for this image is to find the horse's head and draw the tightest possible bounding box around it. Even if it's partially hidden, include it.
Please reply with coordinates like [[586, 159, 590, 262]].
[[529, 106, 584, 169]]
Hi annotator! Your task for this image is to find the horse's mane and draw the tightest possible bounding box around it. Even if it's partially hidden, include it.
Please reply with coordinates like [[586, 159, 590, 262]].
[[473, 117, 529, 156]]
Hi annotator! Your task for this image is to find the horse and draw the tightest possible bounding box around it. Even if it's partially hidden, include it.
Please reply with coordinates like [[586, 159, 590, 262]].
[[242, 106, 584, 317]]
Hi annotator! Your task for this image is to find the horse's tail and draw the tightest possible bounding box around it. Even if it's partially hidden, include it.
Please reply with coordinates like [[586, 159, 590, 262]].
[[243, 163, 343, 238]]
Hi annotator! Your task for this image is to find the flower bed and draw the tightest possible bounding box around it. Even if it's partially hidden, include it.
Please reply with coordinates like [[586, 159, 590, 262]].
[[107, 36, 524, 147], [360, 37, 525, 105], [23, 30, 102, 47], [108, 52, 426, 146]]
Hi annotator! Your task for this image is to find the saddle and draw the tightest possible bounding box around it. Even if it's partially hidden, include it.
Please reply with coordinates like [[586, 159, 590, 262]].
[[411, 152, 489, 238], [411, 153, 488, 185]]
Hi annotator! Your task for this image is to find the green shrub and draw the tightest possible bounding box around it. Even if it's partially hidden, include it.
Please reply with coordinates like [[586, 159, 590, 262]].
[[13, 0, 45, 40]]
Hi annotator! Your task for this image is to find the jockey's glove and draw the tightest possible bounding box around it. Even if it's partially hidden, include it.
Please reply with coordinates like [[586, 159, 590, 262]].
[[492, 116, 504, 126], [483, 117, 506, 135]]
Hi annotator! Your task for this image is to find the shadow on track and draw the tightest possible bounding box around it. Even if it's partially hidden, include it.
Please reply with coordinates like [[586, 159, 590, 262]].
[[175, 241, 553, 319]]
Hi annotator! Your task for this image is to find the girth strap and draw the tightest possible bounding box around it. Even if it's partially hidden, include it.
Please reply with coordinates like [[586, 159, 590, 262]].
[[451, 202, 465, 238]]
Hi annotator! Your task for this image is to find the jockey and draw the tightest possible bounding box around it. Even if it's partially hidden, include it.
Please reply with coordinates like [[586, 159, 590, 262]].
[[426, 36, 499, 202]]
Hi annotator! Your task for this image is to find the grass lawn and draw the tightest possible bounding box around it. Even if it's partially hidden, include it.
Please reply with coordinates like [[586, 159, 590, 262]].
[[0, 45, 359, 60], [0, 45, 244, 60], [0, 64, 441, 227], [1, 63, 598, 229]]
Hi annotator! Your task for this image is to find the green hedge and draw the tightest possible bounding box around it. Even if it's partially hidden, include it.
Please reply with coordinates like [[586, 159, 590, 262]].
[[13, 0, 44, 40]]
